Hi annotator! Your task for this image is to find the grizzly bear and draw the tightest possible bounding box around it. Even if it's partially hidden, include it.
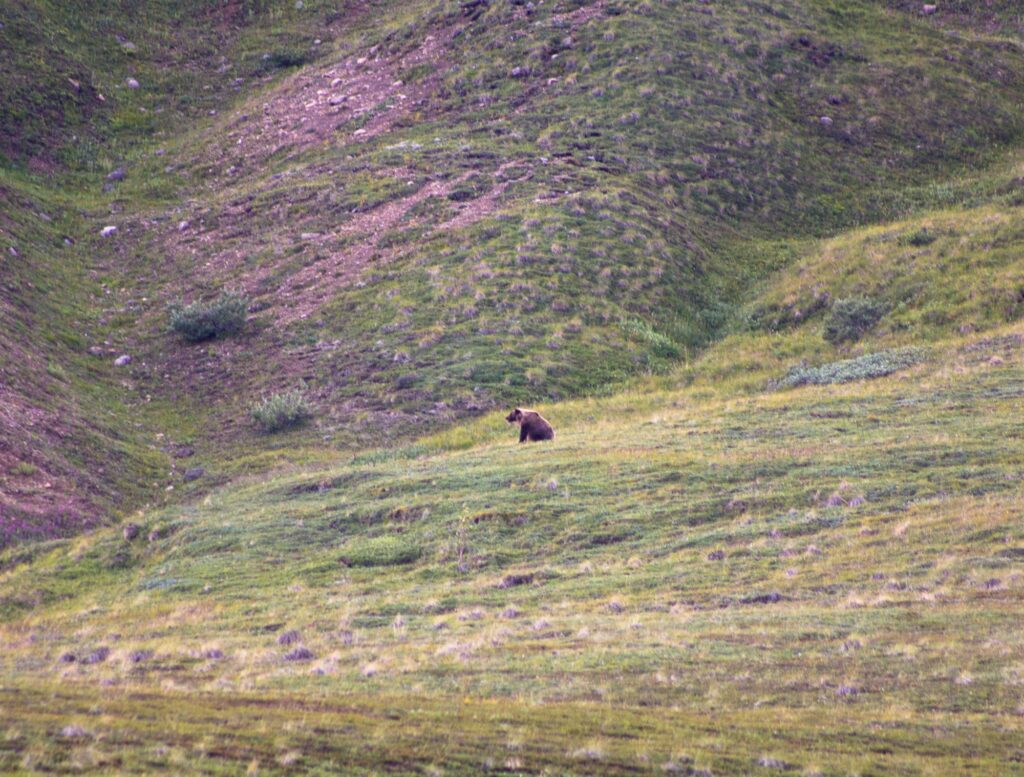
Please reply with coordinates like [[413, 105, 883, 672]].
[[506, 407, 555, 443]]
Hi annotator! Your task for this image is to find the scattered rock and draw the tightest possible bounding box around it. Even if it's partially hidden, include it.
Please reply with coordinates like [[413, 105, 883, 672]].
[[510, 66, 531, 78], [989, 355, 1004, 366], [58, 652, 77, 663], [100, 225, 118, 237], [921, 4, 937, 14], [500, 606, 520, 619], [129, 650, 153, 663], [82, 647, 110, 664], [183, 467, 205, 482], [284, 647, 314, 661], [820, 115, 833, 127], [8, 245, 18, 257], [203, 648, 225, 659], [836, 684, 859, 697], [497, 572, 534, 589], [123, 523, 140, 541], [107, 168, 126, 181], [61, 725, 90, 739], [328, 94, 346, 105], [277, 629, 301, 646], [126, 77, 140, 89], [706, 549, 725, 561], [114, 354, 132, 367], [748, 592, 783, 604], [177, 220, 190, 232], [758, 756, 790, 769], [607, 600, 625, 614], [172, 445, 195, 458]]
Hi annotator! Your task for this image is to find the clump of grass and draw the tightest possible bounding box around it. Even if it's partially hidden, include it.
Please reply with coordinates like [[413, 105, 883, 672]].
[[169, 292, 248, 343], [776, 347, 927, 389], [250, 391, 312, 433], [823, 297, 888, 345]]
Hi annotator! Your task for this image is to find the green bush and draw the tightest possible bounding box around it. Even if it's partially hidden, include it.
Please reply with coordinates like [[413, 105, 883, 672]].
[[169, 292, 248, 342], [253, 48, 310, 75], [904, 227, 937, 247], [823, 297, 887, 345], [776, 347, 927, 389], [340, 536, 421, 567], [250, 391, 313, 433]]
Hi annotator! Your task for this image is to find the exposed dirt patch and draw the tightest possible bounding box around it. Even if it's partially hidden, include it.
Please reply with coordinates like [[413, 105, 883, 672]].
[[201, 24, 458, 177]]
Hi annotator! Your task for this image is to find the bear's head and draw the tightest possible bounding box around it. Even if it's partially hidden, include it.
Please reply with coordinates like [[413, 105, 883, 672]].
[[506, 408, 523, 424]]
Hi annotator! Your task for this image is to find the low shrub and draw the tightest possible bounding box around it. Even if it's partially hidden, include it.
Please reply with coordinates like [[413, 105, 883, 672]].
[[904, 227, 937, 247], [253, 48, 310, 75], [250, 391, 313, 433], [776, 347, 927, 389], [340, 536, 421, 567], [823, 296, 887, 345], [169, 292, 247, 342]]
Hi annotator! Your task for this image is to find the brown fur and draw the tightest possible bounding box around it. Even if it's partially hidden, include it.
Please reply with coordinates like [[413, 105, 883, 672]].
[[505, 407, 554, 442]]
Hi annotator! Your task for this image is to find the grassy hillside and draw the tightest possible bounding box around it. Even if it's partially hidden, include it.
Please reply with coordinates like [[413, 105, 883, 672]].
[[2, 3, 1024, 768], [4, 0, 1024, 542], [0, 1, 356, 542], [3, 162, 1024, 770]]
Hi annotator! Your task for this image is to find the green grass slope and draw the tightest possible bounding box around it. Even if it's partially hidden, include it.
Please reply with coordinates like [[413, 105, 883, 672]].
[[84, 0, 1024, 464], [2, 163, 1024, 772], [3, 0, 1024, 540]]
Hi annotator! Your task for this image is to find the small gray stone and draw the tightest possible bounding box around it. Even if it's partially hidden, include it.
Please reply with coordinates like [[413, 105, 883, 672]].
[[8, 246, 17, 257], [126, 77, 140, 89], [107, 168, 126, 181], [82, 647, 110, 664], [62, 725, 90, 738], [100, 225, 118, 237], [183, 467, 205, 482], [820, 115, 834, 127], [114, 354, 131, 366], [283, 646, 314, 661], [123, 523, 140, 540]]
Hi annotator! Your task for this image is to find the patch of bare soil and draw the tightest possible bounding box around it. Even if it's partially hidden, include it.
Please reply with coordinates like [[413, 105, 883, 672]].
[[205, 25, 458, 176]]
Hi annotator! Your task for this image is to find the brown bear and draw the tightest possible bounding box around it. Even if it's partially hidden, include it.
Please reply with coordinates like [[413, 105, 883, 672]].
[[506, 407, 555, 443]]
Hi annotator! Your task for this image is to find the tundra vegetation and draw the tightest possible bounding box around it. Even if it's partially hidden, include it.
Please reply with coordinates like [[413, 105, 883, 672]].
[[1, 0, 1024, 773]]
